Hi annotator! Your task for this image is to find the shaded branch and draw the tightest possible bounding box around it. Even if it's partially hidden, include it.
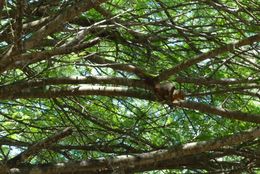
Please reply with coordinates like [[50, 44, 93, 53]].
[[84, 53, 153, 79], [22, 0, 107, 50], [14, 0, 24, 52], [0, 38, 100, 73]]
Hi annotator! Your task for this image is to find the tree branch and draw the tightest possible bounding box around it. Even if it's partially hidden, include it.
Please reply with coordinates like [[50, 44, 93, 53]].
[[0, 77, 151, 100], [84, 53, 153, 79], [0, 38, 100, 73], [173, 101, 260, 123], [0, 86, 153, 101], [157, 33, 260, 81]]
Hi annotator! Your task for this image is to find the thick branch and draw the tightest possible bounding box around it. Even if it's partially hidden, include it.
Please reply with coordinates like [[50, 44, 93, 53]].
[[1, 84, 259, 123], [0, 76, 148, 94], [0, 86, 153, 101]]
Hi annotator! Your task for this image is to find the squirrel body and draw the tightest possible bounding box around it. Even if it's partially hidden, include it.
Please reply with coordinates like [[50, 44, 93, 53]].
[[154, 82, 185, 102], [143, 75, 184, 103]]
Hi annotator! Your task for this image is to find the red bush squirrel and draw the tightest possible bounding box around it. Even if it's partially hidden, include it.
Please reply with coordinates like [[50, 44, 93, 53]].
[[154, 82, 185, 103], [144, 76, 184, 103]]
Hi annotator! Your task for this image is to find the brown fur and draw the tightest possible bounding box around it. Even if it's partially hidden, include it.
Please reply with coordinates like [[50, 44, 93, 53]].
[[154, 82, 185, 102]]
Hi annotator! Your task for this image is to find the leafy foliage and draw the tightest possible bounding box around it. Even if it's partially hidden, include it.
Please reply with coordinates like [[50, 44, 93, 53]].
[[0, 0, 259, 173]]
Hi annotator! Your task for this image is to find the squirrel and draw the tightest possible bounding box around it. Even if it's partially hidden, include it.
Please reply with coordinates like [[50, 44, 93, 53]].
[[143, 75, 185, 104], [154, 82, 185, 103]]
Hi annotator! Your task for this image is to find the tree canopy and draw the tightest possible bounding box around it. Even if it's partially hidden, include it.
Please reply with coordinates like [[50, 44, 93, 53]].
[[0, 0, 260, 173]]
